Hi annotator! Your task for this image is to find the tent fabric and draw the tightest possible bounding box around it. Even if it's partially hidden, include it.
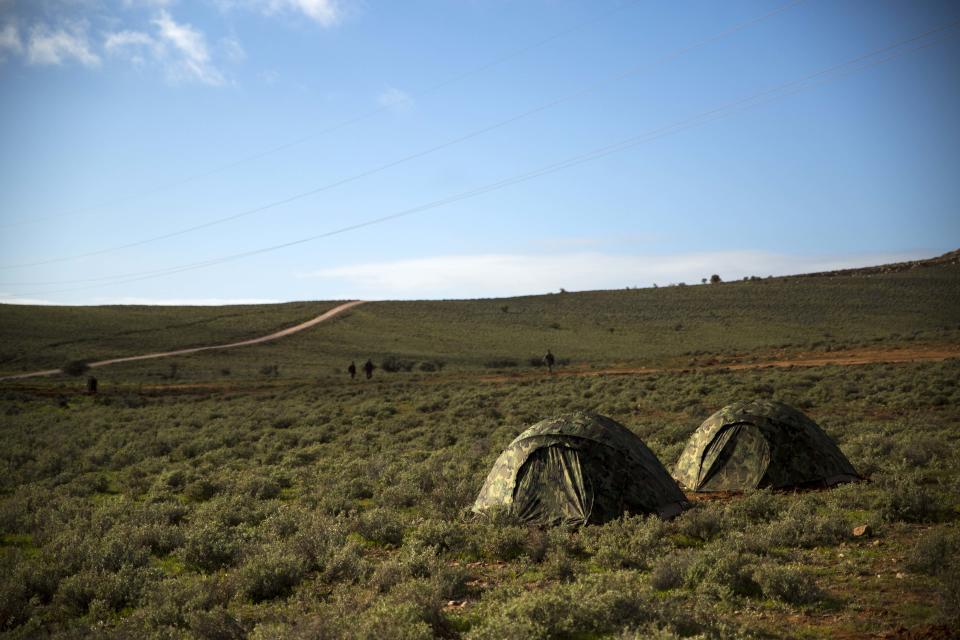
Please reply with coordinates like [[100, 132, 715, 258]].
[[513, 445, 592, 524], [473, 412, 688, 525], [697, 423, 770, 491], [674, 400, 860, 492]]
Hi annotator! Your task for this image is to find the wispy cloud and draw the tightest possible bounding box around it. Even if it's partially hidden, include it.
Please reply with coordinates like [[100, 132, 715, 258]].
[[26, 23, 100, 67], [378, 86, 414, 112], [299, 250, 932, 299], [0, 295, 280, 306], [122, 0, 176, 7], [265, 0, 344, 27], [220, 35, 245, 62], [95, 297, 281, 305], [104, 29, 159, 65], [151, 10, 224, 85], [0, 22, 23, 59]]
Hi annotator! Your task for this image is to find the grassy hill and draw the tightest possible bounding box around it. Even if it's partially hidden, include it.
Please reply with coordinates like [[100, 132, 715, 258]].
[[1, 253, 958, 639], [0, 301, 340, 376], [1, 255, 958, 380]]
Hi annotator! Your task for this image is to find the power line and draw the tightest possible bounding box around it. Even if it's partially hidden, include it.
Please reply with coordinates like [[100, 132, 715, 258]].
[[0, 0, 807, 270], [0, 0, 644, 231], [5, 19, 956, 300]]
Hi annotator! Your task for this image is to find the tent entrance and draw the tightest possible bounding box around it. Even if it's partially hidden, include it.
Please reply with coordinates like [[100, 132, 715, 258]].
[[512, 444, 595, 525], [697, 423, 770, 491]]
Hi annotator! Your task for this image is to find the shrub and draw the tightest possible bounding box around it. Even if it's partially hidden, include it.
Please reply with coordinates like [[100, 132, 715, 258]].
[[685, 546, 760, 599], [650, 552, 691, 591], [465, 574, 652, 640], [180, 521, 242, 572], [406, 518, 467, 553], [483, 358, 519, 369], [723, 489, 786, 526], [906, 529, 959, 576], [542, 548, 577, 583], [753, 563, 823, 605], [938, 561, 960, 627], [676, 504, 725, 542], [355, 508, 405, 547], [875, 476, 941, 523], [322, 539, 370, 584], [187, 606, 246, 640], [353, 599, 433, 640], [382, 357, 416, 373], [239, 544, 308, 603], [185, 479, 220, 502], [481, 525, 530, 562], [761, 500, 850, 548], [585, 515, 668, 570], [63, 360, 90, 376]]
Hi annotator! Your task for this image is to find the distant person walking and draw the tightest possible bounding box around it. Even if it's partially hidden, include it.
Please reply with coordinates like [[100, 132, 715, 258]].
[[363, 359, 375, 380], [543, 350, 555, 373], [348, 361, 357, 380], [86, 376, 98, 394]]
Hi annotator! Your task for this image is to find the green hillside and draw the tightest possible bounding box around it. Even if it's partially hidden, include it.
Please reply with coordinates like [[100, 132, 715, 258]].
[[2, 260, 957, 380], [1, 255, 959, 638]]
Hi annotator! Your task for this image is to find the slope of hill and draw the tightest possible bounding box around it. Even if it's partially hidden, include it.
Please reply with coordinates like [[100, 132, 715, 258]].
[[1, 254, 958, 639], [1, 253, 958, 380]]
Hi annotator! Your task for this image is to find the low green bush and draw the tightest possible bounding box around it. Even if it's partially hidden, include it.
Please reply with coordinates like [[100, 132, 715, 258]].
[[465, 574, 653, 640], [685, 545, 760, 599], [584, 514, 667, 570], [238, 544, 308, 603], [650, 552, 692, 591], [875, 475, 942, 523], [906, 528, 959, 576], [753, 562, 823, 605]]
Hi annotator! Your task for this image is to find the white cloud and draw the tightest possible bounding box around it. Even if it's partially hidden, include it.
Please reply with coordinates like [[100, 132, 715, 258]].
[[26, 23, 100, 67], [104, 30, 156, 51], [0, 295, 59, 306], [94, 297, 280, 305], [104, 29, 158, 65], [378, 86, 414, 112], [122, 0, 175, 7], [258, 69, 280, 84], [299, 250, 931, 299], [0, 23, 23, 58], [152, 10, 224, 85], [266, 0, 343, 27], [0, 296, 279, 306], [220, 35, 245, 62]]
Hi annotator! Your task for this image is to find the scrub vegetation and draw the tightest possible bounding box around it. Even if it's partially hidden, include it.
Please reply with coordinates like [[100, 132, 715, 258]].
[[1, 260, 958, 638]]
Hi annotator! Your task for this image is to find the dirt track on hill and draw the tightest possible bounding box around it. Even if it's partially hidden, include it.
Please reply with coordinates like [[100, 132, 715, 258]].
[[0, 300, 367, 381]]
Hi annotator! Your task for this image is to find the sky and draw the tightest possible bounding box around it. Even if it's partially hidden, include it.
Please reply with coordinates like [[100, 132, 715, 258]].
[[0, 0, 958, 305]]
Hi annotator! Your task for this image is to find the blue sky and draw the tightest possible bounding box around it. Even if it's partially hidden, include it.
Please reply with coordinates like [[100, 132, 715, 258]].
[[0, 0, 958, 304]]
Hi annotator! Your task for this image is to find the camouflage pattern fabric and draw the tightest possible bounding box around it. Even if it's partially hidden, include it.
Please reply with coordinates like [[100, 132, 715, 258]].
[[473, 412, 688, 524], [674, 400, 860, 492]]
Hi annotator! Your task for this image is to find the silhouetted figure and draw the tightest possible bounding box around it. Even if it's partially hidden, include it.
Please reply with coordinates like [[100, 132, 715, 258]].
[[543, 350, 555, 373], [363, 359, 375, 380], [86, 376, 98, 394], [348, 361, 357, 380]]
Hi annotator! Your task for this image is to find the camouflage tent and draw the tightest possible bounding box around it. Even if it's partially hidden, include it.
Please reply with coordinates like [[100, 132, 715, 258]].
[[473, 412, 688, 525], [674, 400, 860, 492]]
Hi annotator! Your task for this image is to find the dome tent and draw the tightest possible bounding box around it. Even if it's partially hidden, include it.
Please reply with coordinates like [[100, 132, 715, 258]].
[[473, 412, 688, 525], [674, 400, 860, 492]]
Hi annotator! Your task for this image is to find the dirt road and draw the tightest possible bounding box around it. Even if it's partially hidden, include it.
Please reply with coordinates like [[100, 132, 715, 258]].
[[0, 300, 367, 381]]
